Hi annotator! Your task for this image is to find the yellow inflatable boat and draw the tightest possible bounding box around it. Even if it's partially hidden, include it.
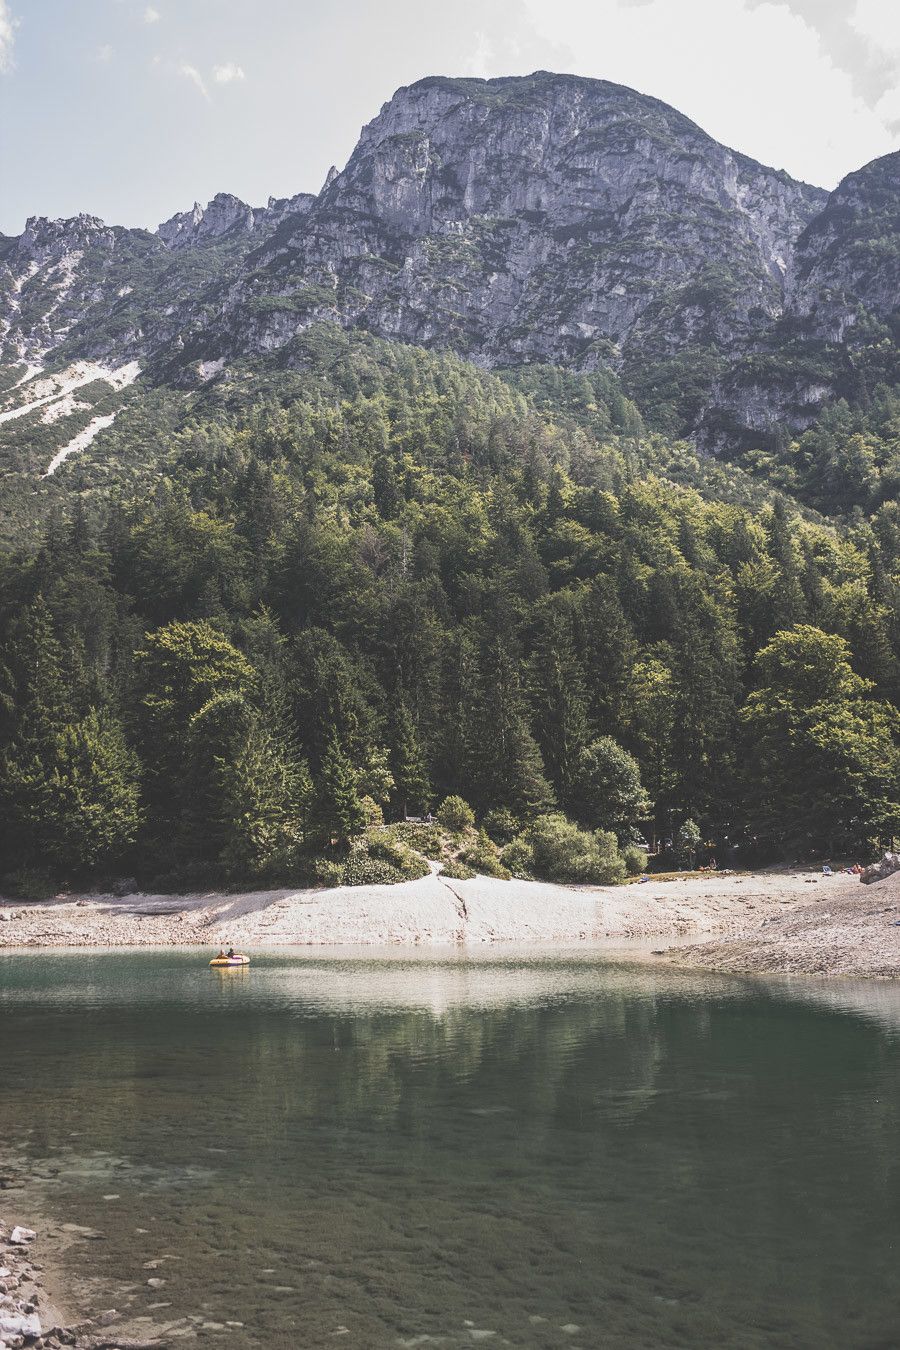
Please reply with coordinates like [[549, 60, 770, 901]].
[[209, 953, 250, 968]]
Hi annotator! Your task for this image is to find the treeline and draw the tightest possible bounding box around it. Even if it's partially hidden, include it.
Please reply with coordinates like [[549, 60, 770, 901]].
[[0, 337, 897, 893]]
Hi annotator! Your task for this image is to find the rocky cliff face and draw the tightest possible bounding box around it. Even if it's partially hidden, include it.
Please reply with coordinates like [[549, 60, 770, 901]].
[[787, 151, 900, 341], [239, 73, 825, 374], [1, 71, 898, 454]]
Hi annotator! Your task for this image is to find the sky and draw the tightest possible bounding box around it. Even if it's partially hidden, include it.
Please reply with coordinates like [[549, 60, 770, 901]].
[[1, 0, 899, 235]]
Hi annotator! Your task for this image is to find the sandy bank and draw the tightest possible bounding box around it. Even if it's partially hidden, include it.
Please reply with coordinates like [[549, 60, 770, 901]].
[[2, 867, 888, 978]]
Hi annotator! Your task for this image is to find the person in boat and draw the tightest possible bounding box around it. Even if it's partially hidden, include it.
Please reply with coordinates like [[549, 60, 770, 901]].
[[227, 947, 235, 959], [216, 948, 226, 959]]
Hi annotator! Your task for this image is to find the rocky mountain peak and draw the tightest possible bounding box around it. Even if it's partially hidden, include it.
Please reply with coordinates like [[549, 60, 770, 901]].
[[247, 70, 827, 383], [157, 192, 256, 249], [787, 151, 900, 339]]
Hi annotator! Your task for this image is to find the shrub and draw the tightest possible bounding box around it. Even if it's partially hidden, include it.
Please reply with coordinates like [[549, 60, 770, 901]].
[[309, 857, 346, 888], [675, 818, 702, 868], [436, 794, 475, 833], [366, 829, 430, 879], [461, 828, 511, 879], [440, 859, 476, 880], [341, 853, 405, 886], [360, 794, 384, 827], [622, 844, 648, 876], [500, 835, 535, 879], [392, 821, 444, 858], [513, 813, 625, 885], [483, 807, 520, 846]]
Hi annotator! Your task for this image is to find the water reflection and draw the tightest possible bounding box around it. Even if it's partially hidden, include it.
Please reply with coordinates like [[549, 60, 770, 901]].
[[1, 950, 899, 1348]]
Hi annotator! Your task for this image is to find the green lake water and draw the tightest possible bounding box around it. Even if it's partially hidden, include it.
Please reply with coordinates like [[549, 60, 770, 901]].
[[1, 949, 899, 1348]]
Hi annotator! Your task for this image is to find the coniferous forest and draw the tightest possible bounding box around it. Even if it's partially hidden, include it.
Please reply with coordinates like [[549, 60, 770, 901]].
[[1, 328, 897, 895]]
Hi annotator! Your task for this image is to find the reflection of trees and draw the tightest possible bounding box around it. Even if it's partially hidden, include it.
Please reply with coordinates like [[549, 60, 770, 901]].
[[3, 960, 900, 1348]]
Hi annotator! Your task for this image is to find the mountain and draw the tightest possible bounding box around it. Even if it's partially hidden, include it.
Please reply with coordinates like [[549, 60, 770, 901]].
[[1, 77, 898, 890], [789, 150, 900, 340], [0, 72, 898, 499]]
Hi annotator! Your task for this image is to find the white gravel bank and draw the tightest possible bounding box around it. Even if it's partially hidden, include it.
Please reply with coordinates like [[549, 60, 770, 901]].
[[0, 868, 857, 954]]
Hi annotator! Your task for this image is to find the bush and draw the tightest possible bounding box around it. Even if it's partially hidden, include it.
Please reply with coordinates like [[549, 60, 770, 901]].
[[622, 844, 648, 876], [392, 821, 444, 858], [461, 828, 511, 879], [512, 813, 626, 885], [341, 853, 405, 886], [482, 807, 520, 846], [675, 818, 702, 868], [366, 829, 430, 879], [436, 794, 475, 833], [440, 859, 476, 880], [309, 857, 346, 888], [360, 794, 384, 827], [500, 835, 535, 879]]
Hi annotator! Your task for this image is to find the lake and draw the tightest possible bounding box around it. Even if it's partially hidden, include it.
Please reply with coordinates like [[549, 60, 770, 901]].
[[1, 949, 898, 1348]]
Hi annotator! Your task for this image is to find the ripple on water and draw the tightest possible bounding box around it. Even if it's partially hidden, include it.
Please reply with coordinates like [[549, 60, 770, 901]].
[[1, 949, 900, 1348]]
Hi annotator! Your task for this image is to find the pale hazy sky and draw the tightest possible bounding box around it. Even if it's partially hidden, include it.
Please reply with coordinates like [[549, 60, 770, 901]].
[[1, 0, 898, 235]]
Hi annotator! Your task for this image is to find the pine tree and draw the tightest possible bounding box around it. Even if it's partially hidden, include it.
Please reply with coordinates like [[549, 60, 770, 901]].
[[314, 732, 366, 844], [392, 701, 432, 818], [2, 709, 141, 877], [469, 632, 554, 818], [530, 604, 590, 805]]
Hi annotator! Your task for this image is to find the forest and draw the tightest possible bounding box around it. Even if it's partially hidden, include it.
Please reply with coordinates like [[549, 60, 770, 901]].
[[1, 327, 898, 895]]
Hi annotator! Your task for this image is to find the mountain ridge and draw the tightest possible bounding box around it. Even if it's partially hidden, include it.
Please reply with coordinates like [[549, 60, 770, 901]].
[[1, 70, 898, 473]]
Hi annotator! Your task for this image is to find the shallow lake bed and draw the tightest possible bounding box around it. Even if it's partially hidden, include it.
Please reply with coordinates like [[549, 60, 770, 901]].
[[1, 948, 899, 1348]]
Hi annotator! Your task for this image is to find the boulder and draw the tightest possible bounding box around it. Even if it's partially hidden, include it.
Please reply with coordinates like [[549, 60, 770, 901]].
[[0, 1310, 42, 1338], [861, 853, 900, 884]]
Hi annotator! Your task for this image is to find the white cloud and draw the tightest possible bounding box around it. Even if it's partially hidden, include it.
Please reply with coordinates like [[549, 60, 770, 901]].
[[0, 0, 17, 74], [143, 5, 161, 22], [850, 0, 900, 54], [849, 0, 900, 131], [96, 43, 114, 63], [213, 61, 246, 84], [521, 0, 898, 186], [178, 62, 209, 100]]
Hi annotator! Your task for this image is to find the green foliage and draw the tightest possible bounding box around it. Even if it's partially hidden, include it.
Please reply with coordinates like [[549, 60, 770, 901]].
[[2, 709, 141, 876], [622, 844, 648, 876], [741, 625, 900, 854], [365, 828, 430, 879], [391, 701, 432, 818], [460, 828, 511, 879], [440, 858, 476, 881], [313, 733, 366, 844], [482, 807, 520, 846], [505, 814, 626, 885], [570, 736, 651, 841], [436, 795, 476, 833], [309, 857, 345, 888], [0, 333, 896, 886], [674, 818, 702, 868]]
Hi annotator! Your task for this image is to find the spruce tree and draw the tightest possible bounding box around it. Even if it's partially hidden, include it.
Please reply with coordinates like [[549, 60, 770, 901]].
[[314, 732, 366, 844], [392, 701, 432, 818]]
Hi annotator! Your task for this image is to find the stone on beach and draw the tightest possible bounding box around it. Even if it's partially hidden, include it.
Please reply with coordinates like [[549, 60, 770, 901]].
[[0, 1310, 41, 1338]]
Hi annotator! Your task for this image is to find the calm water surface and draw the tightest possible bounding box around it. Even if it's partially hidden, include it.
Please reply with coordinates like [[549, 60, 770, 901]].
[[1, 948, 899, 1349]]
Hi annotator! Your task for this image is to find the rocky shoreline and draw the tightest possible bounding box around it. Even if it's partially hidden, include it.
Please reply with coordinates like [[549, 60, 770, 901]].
[[0, 1216, 159, 1350]]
